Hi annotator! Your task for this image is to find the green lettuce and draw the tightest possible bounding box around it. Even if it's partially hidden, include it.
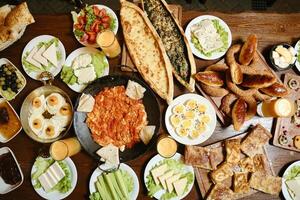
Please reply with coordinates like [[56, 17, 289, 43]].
[[85, 5, 96, 31], [146, 159, 194, 199], [191, 19, 229, 57], [92, 52, 108, 78], [61, 65, 77, 85], [285, 165, 300, 180], [31, 156, 72, 193]]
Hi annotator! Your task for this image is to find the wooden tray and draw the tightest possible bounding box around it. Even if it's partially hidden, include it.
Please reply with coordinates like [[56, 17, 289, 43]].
[[273, 73, 300, 152], [195, 51, 283, 125], [121, 4, 182, 71], [194, 132, 275, 199]]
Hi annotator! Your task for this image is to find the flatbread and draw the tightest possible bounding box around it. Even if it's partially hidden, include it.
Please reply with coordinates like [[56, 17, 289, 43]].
[[233, 172, 250, 194], [125, 80, 146, 100], [225, 138, 241, 164], [4, 2, 35, 31], [120, 0, 174, 103], [0, 5, 12, 25], [241, 124, 272, 157], [184, 145, 219, 170], [210, 162, 233, 183], [249, 171, 282, 195], [139, 125, 155, 145], [206, 183, 234, 200]]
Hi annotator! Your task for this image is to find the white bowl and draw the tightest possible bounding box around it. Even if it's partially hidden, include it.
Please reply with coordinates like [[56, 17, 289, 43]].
[[0, 147, 24, 194], [72, 4, 119, 48], [185, 15, 232, 60]]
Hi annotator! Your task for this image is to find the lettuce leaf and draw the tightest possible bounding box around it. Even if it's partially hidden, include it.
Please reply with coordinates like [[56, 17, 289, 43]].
[[51, 161, 72, 193], [285, 165, 300, 180], [297, 43, 300, 63], [61, 66, 77, 85], [92, 52, 108, 78]]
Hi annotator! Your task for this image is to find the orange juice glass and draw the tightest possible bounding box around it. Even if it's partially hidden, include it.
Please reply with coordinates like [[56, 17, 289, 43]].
[[50, 137, 81, 161], [157, 135, 177, 158], [96, 30, 121, 58], [258, 98, 296, 117]]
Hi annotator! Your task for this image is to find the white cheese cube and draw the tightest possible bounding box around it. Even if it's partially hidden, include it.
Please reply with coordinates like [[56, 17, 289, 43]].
[[166, 173, 181, 193], [173, 177, 188, 196], [158, 170, 174, 190]]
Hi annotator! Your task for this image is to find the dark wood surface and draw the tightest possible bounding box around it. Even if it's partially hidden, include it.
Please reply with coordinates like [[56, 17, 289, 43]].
[[1, 10, 300, 200]]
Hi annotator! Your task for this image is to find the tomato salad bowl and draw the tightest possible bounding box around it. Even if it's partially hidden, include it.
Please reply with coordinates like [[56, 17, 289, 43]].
[[71, 5, 119, 47]]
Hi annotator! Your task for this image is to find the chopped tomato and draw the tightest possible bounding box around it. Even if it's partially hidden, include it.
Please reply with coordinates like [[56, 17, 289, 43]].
[[87, 31, 96, 43], [77, 15, 86, 25], [101, 16, 110, 23], [98, 8, 107, 18], [102, 22, 109, 29], [93, 6, 101, 16], [94, 24, 100, 33], [74, 23, 83, 30], [80, 33, 89, 42]]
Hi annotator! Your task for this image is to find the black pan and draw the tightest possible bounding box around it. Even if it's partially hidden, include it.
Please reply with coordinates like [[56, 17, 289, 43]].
[[73, 75, 161, 162]]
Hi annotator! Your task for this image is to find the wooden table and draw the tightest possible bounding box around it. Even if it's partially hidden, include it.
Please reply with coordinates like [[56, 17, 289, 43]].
[[1, 10, 300, 200]]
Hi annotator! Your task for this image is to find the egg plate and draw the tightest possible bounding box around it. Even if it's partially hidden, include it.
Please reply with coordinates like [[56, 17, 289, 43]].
[[165, 93, 216, 145]]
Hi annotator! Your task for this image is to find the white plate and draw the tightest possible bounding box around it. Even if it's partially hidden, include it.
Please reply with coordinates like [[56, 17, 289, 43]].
[[21, 35, 66, 80], [63, 47, 109, 93], [31, 157, 77, 200], [0, 98, 22, 143], [73, 4, 119, 48], [294, 40, 300, 72], [185, 15, 232, 60], [282, 160, 300, 200], [0, 58, 26, 101], [89, 163, 139, 200], [0, 147, 24, 194], [144, 153, 194, 200], [165, 93, 217, 145]]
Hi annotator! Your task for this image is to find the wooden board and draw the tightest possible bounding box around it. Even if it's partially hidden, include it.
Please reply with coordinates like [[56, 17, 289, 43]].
[[195, 50, 283, 125], [273, 73, 300, 152], [194, 132, 275, 199], [121, 4, 182, 71]]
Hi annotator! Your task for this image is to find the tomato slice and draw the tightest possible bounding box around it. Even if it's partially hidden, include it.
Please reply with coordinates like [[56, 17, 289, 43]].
[[80, 33, 88, 42], [77, 15, 86, 25], [101, 16, 110, 23], [93, 6, 100, 16], [74, 23, 83, 30], [99, 8, 107, 18], [102, 22, 109, 29], [86, 32, 97, 43]]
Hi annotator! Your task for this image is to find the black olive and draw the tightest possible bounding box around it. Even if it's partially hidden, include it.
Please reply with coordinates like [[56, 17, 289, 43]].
[[2, 85, 7, 90]]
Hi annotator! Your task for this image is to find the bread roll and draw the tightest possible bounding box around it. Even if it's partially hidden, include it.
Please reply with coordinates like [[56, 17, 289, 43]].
[[220, 93, 238, 116], [232, 98, 246, 131], [200, 83, 229, 97], [260, 82, 289, 97], [226, 44, 243, 84], [241, 74, 276, 89], [195, 71, 224, 87], [239, 34, 258, 65]]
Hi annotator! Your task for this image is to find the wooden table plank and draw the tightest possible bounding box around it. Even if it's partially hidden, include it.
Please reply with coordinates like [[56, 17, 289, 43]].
[[0, 11, 300, 200]]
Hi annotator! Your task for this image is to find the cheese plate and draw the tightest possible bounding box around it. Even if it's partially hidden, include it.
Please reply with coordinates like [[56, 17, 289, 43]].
[[185, 15, 232, 60], [144, 153, 194, 200], [61, 47, 109, 93], [21, 35, 66, 80], [282, 160, 300, 200]]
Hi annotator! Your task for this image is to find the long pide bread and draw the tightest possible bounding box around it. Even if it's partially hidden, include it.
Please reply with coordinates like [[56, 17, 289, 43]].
[[142, 0, 196, 92], [120, 0, 174, 103]]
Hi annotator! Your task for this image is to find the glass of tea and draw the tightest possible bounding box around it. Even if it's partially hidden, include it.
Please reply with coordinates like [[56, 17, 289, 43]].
[[50, 137, 81, 161], [257, 98, 296, 118], [96, 30, 121, 58]]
